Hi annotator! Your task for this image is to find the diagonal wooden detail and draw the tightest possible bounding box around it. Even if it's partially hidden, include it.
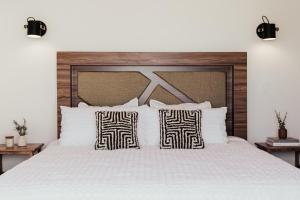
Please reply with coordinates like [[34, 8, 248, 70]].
[[139, 70, 194, 105], [145, 85, 182, 105], [155, 71, 226, 108], [57, 52, 247, 139]]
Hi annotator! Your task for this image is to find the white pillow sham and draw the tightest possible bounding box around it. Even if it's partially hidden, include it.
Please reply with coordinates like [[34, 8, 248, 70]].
[[78, 98, 139, 108], [149, 100, 227, 144], [201, 107, 228, 143], [144, 107, 228, 145], [60, 98, 227, 146], [149, 99, 212, 110], [60, 105, 159, 146]]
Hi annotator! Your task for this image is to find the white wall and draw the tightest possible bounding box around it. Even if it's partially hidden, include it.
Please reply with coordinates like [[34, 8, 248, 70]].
[[0, 0, 299, 170]]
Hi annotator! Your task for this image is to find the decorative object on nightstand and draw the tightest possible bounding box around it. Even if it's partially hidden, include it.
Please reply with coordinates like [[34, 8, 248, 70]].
[[13, 119, 27, 147], [5, 136, 14, 148], [266, 137, 300, 147], [275, 110, 288, 139], [255, 142, 300, 168], [0, 143, 43, 175]]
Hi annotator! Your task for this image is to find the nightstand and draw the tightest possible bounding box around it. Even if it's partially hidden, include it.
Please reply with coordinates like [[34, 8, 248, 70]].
[[255, 142, 300, 168], [0, 143, 44, 174]]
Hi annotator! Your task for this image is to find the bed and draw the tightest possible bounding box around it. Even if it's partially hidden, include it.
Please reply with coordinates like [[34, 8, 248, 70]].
[[0, 52, 300, 199], [1, 138, 300, 200]]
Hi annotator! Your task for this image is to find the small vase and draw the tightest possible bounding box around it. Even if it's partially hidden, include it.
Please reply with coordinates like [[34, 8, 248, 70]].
[[278, 128, 287, 139], [18, 136, 27, 147]]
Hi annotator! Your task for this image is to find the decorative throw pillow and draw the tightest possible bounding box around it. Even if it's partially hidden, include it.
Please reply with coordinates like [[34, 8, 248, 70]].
[[159, 109, 204, 149], [95, 111, 140, 150]]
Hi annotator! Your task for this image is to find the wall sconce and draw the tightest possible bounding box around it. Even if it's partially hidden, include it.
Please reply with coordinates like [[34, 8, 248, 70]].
[[256, 16, 279, 41], [24, 17, 47, 38]]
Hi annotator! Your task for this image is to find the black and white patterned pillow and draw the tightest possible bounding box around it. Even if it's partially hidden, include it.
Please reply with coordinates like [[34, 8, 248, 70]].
[[159, 109, 204, 149], [95, 111, 140, 150]]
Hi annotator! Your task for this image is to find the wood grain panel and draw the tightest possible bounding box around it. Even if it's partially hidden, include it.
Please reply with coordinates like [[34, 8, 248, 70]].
[[57, 64, 71, 138], [57, 52, 247, 139], [58, 52, 246, 66], [233, 64, 247, 139]]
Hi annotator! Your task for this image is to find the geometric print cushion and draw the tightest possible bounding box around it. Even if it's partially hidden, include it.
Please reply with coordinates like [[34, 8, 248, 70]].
[[95, 111, 140, 150], [159, 109, 204, 149]]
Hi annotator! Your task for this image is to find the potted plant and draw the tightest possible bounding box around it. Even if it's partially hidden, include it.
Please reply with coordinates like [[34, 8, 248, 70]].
[[275, 111, 287, 139], [13, 119, 27, 147]]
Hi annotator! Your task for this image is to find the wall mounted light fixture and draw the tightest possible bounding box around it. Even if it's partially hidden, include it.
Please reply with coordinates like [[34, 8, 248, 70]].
[[256, 16, 279, 41], [24, 17, 47, 38]]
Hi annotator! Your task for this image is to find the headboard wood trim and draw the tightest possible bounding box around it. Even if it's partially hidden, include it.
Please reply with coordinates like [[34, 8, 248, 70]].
[[57, 52, 247, 139]]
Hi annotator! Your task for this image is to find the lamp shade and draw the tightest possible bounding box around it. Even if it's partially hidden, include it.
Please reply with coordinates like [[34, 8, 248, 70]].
[[256, 16, 279, 41], [24, 17, 47, 38]]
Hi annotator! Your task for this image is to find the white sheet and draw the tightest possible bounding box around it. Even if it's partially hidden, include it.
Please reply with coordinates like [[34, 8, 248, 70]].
[[1, 138, 300, 200]]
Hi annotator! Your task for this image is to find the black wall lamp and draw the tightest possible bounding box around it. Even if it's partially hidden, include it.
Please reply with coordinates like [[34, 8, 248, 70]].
[[24, 17, 47, 38], [256, 16, 279, 41]]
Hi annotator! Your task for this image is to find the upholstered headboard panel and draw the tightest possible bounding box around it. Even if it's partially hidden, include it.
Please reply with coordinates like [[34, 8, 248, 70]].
[[77, 71, 151, 106], [74, 68, 227, 107], [57, 52, 247, 139]]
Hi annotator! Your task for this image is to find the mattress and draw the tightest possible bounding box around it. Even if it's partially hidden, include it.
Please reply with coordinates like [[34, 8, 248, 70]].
[[0, 137, 300, 200]]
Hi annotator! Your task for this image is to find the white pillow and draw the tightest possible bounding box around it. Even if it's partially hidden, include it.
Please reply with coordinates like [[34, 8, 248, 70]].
[[78, 98, 139, 108], [136, 106, 160, 146], [227, 136, 246, 143], [201, 107, 228, 144], [60, 105, 159, 146], [149, 100, 227, 144], [60, 106, 97, 146], [149, 99, 212, 110], [140, 107, 160, 146]]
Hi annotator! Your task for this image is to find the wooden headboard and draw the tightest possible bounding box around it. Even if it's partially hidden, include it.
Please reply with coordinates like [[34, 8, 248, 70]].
[[57, 52, 247, 139]]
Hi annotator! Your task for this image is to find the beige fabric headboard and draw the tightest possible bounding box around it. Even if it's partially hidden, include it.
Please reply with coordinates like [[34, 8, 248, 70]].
[[57, 52, 247, 139], [75, 69, 226, 107]]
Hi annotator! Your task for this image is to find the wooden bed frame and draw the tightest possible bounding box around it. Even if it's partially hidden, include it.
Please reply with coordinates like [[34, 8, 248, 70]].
[[57, 52, 247, 139]]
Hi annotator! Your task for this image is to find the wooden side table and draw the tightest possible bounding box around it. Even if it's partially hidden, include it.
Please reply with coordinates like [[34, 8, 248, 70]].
[[255, 142, 300, 168], [0, 143, 44, 174]]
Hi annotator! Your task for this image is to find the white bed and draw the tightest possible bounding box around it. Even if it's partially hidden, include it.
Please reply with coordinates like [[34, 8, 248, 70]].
[[1, 137, 300, 200]]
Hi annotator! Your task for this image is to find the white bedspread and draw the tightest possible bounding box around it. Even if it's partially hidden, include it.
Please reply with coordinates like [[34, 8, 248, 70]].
[[1, 138, 300, 200]]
